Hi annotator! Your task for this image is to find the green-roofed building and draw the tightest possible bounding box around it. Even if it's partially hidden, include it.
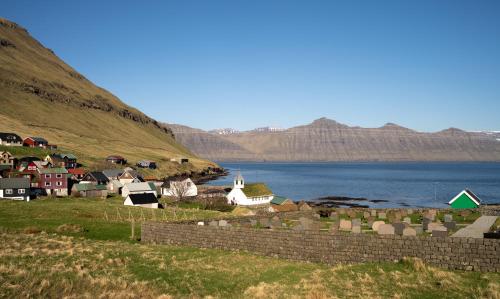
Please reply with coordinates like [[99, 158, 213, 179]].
[[226, 172, 274, 206], [270, 196, 293, 205]]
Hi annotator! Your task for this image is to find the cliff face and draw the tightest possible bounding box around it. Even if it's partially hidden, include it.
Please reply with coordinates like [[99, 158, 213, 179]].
[[169, 118, 500, 162], [0, 18, 216, 175]]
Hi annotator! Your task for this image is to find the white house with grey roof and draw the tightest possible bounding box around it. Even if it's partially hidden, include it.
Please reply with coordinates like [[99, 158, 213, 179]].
[[122, 182, 157, 198], [0, 178, 31, 201]]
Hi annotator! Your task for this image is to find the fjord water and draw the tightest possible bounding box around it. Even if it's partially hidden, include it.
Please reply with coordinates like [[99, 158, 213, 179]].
[[209, 162, 500, 208]]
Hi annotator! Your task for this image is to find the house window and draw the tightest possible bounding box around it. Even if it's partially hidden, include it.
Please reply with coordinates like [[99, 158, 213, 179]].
[[5, 189, 13, 194], [56, 181, 63, 186], [18, 189, 25, 194], [45, 174, 51, 179], [45, 182, 51, 187], [56, 174, 63, 178]]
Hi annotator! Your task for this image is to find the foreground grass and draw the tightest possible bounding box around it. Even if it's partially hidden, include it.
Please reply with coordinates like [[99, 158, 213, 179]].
[[0, 232, 498, 299], [0, 197, 225, 241], [0, 198, 499, 298]]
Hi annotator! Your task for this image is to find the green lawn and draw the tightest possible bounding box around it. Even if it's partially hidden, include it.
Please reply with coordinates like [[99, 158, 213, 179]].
[[0, 198, 498, 298]]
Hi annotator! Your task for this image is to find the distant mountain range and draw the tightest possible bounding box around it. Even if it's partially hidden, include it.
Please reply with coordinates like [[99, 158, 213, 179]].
[[167, 118, 500, 162]]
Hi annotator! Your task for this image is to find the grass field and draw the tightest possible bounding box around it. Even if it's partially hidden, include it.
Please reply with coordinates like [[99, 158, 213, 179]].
[[0, 198, 499, 298]]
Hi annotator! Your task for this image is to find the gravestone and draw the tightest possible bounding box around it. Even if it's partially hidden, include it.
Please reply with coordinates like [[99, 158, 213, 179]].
[[367, 217, 375, 227], [218, 220, 228, 227], [347, 210, 357, 218], [197, 221, 205, 226], [363, 211, 370, 219], [352, 225, 361, 234], [372, 221, 385, 232], [393, 223, 406, 235], [271, 216, 282, 228], [422, 218, 431, 231], [403, 217, 412, 225], [432, 229, 448, 237], [444, 221, 456, 231], [427, 222, 445, 232], [313, 213, 321, 220], [400, 210, 408, 217], [403, 227, 417, 236], [339, 219, 352, 231], [352, 218, 362, 227], [371, 210, 377, 217], [378, 212, 387, 219], [415, 226, 424, 235], [407, 209, 413, 215], [209, 220, 218, 227], [444, 214, 453, 223], [378, 224, 395, 235], [259, 218, 271, 228]]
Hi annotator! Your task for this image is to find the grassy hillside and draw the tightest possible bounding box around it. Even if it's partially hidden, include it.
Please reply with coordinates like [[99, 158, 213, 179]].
[[0, 18, 216, 176], [0, 198, 498, 298]]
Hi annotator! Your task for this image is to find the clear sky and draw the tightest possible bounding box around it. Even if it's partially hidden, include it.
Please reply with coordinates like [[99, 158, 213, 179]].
[[3, 0, 500, 132]]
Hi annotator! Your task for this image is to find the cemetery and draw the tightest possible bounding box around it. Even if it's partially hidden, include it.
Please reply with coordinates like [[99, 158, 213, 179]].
[[142, 207, 500, 272]]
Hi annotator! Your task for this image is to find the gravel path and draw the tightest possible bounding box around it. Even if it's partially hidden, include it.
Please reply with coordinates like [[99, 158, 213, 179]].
[[452, 216, 498, 238]]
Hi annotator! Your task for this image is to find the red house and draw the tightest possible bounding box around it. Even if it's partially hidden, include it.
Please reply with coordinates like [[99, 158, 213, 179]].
[[38, 168, 68, 196], [23, 137, 49, 148]]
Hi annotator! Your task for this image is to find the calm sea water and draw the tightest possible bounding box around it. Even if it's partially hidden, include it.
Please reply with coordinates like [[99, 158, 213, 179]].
[[208, 162, 500, 208]]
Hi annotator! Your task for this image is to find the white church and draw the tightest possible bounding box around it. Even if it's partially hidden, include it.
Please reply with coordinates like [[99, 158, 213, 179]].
[[226, 172, 274, 206]]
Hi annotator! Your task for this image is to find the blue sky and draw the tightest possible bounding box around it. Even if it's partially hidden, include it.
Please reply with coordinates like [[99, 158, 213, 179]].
[[3, 0, 500, 131]]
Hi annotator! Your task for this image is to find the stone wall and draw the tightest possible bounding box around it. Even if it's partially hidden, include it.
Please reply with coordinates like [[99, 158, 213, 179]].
[[480, 205, 500, 216], [142, 222, 500, 272]]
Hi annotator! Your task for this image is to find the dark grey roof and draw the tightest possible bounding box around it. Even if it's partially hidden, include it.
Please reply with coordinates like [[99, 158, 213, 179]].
[[0, 132, 22, 142], [86, 171, 110, 183], [127, 193, 158, 205], [102, 169, 123, 178], [0, 178, 30, 189], [28, 137, 48, 143]]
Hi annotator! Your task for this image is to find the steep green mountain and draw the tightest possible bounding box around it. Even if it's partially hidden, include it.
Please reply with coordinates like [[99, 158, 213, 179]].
[[0, 18, 215, 176]]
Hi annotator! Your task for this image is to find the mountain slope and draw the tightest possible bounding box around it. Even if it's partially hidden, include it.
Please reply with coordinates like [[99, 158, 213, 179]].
[[0, 18, 215, 175], [169, 118, 500, 161]]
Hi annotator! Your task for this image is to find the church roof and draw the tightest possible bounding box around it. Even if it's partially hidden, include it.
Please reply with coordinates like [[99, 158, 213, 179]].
[[235, 171, 243, 181], [242, 183, 272, 197]]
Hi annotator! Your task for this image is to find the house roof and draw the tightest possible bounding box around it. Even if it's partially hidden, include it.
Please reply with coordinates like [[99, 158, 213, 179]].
[[270, 202, 298, 212], [68, 168, 86, 175], [161, 176, 190, 187], [85, 171, 110, 183], [242, 183, 273, 197], [124, 182, 154, 192], [102, 169, 123, 178], [111, 180, 123, 188], [0, 132, 22, 142], [0, 177, 30, 189], [126, 193, 158, 205], [39, 167, 68, 174], [271, 196, 291, 205], [27, 137, 48, 143], [74, 183, 107, 191], [448, 189, 481, 206], [235, 171, 244, 181], [52, 153, 77, 160]]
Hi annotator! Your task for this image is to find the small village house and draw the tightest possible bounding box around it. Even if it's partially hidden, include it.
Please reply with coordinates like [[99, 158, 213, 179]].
[[118, 169, 142, 185], [0, 151, 15, 168], [268, 196, 298, 212], [122, 182, 157, 198], [107, 179, 123, 194], [161, 177, 198, 198], [71, 183, 108, 198], [38, 167, 69, 196], [0, 177, 30, 201], [124, 193, 159, 209], [0, 132, 23, 146], [226, 173, 274, 206], [68, 168, 86, 181], [46, 153, 77, 169], [137, 160, 157, 169], [448, 189, 481, 209], [81, 171, 110, 185], [102, 169, 123, 180], [106, 155, 127, 165], [23, 137, 49, 148]]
